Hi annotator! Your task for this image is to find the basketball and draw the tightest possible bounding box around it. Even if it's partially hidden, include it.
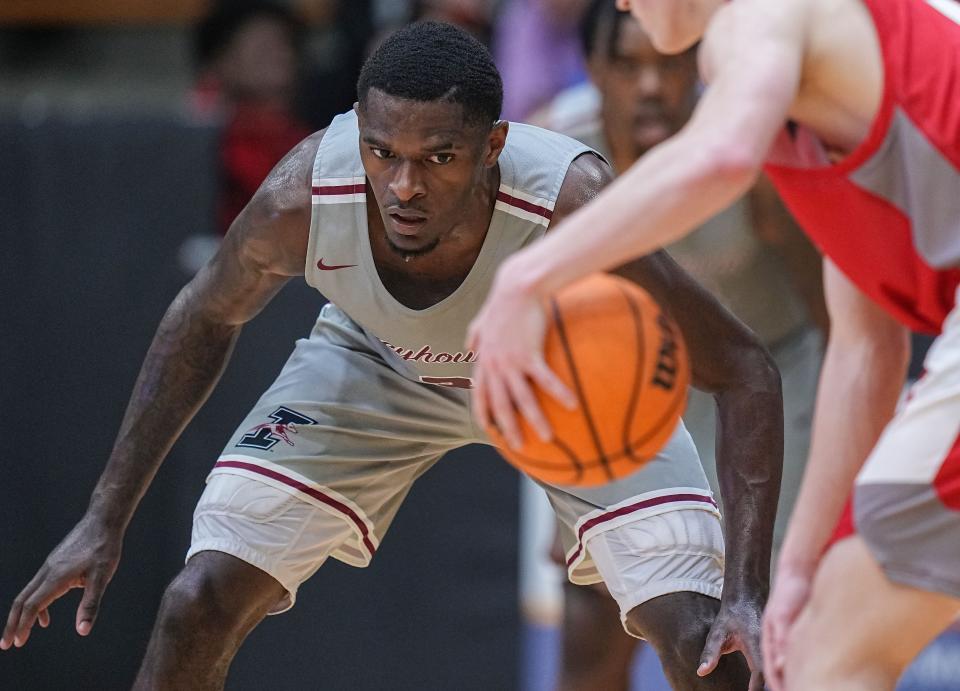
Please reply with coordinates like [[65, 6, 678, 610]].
[[486, 274, 689, 487]]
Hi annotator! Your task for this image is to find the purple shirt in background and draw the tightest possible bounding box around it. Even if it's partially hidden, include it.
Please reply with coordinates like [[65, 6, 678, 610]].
[[494, 0, 588, 121]]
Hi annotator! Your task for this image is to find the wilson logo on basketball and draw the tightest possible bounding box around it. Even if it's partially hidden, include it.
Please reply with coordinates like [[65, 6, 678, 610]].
[[652, 313, 679, 391], [486, 274, 690, 488]]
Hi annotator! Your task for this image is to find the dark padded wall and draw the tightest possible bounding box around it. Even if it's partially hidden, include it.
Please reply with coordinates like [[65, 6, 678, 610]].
[[0, 117, 519, 690]]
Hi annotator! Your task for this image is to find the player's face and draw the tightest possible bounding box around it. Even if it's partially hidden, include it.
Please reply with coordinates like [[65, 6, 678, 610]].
[[615, 0, 717, 54], [591, 18, 697, 166], [357, 91, 505, 258]]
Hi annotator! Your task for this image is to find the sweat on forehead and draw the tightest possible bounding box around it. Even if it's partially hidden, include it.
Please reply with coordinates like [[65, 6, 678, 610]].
[[356, 20, 503, 127]]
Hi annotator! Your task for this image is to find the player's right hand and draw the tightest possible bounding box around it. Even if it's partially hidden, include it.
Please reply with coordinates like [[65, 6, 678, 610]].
[[1, 514, 121, 650], [762, 565, 814, 691]]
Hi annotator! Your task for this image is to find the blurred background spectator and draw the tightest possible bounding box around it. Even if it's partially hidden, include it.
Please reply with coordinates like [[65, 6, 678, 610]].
[[493, 0, 590, 120], [192, 1, 312, 233]]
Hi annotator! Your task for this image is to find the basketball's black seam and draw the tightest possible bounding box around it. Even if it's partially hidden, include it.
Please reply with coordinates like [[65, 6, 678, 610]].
[[551, 298, 611, 479], [550, 436, 584, 484], [501, 365, 687, 471], [619, 286, 645, 462], [505, 404, 686, 470]]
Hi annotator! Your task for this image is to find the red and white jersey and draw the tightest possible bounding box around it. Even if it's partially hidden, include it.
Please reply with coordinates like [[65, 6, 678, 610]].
[[764, 0, 960, 334]]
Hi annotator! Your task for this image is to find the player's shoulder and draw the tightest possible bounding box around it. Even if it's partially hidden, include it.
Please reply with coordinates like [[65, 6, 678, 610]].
[[501, 121, 610, 225], [548, 152, 614, 227], [505, 120, 589, 154], [256, 128, 327, 215], [701, 0, 812, 80], [232, 128, 327, 277]]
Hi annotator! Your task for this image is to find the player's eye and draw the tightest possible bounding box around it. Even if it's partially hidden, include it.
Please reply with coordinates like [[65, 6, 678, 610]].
[[427, 153, 454, 165], [371, 148, 394, 160]]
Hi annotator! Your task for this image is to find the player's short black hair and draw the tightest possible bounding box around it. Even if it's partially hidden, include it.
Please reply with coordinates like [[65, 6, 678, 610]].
[[194, 0, 302, 69], [579, 0, 631, 60], [357, 21, 503, 128]]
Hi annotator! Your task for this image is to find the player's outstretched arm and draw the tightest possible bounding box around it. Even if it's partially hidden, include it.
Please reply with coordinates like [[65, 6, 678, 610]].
[[763, 259, 909, 691], [617, 249, 782, 691], [0, 131, 323, 652]]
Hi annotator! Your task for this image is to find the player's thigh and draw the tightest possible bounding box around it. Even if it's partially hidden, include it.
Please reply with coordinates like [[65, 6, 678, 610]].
[[553, 501, 724, 637], [787, 536, 960, 686], [188, 472, 358, 614], [560, 581, 638, 674]]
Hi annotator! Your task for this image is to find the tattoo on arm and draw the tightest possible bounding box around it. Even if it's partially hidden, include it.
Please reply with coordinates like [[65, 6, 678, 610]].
[[89, 288, 240, 529]]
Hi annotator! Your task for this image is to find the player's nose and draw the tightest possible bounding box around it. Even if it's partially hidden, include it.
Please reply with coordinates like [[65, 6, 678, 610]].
[[637, 66, 663, 98], [388, 160, 426, 202]]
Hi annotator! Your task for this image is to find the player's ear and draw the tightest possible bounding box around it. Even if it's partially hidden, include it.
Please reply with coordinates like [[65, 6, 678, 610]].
[[484, 121, 509, 167]]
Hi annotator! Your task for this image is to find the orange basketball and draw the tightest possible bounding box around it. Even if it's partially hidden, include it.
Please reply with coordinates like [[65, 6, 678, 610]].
[[487, 273, 689, 487]]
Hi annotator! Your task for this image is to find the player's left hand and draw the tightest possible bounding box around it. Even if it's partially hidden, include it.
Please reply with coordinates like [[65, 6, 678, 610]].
[[467, 261, 576, 449], [698, 595, 765, 691]]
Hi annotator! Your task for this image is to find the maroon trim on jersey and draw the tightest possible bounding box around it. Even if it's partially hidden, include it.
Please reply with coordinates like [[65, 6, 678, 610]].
[[312, 183, 367, 196], [566, 492, 719, 567], [496, 190, 553, 220], [214, 460, 377, 557]]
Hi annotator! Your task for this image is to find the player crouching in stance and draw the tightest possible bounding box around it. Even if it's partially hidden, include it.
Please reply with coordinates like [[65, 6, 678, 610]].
[[2, 22, 781, 691]]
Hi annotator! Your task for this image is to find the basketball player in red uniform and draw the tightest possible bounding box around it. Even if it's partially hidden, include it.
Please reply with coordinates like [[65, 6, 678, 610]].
[[470, 0, 960, 689]]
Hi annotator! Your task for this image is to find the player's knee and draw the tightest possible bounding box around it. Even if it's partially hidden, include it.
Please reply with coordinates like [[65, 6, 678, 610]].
[[157, 567, 231, 635], [625, 592, 715, 668], [157, 556, 268, 637]]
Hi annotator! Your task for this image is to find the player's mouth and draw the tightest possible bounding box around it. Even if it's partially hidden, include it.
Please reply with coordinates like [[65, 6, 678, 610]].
[[387, 209, 428, 236], [632, 112, 672, 149]]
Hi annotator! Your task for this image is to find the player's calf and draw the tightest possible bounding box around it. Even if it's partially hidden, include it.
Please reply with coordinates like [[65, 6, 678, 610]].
[[134, 551, 285, 691], [559, 582, 637, 691]]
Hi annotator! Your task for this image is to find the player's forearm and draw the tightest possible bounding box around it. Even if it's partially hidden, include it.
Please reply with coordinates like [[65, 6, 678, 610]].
[[507, 128, 757, 299], [713, 350, 784, 597], [778, 332, 908, 573], [87, 286, 241, 532]]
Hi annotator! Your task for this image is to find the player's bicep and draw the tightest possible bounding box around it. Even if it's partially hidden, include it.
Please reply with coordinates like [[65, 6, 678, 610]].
[[691, 0, 807, 169]]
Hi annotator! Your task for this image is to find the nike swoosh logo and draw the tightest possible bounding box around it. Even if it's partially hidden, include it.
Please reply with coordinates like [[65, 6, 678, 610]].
[[317, 258, 357, 271]]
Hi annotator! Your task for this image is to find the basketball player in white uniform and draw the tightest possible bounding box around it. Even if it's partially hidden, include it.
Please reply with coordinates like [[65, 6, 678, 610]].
[[2, 22, 781, 691]]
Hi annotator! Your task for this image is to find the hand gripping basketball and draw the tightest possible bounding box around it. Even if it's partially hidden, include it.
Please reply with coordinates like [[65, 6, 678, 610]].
[[485, 273, 690, 486]]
